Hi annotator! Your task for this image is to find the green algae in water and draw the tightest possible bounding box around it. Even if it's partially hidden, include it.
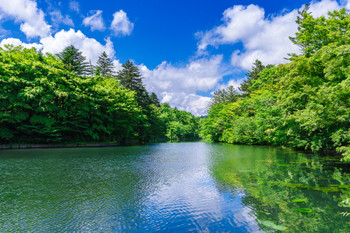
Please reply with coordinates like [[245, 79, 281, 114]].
[[313, 186, 340, 193], [209, 144, 350, 232], [277, 164, 291, 167], [260, 220, 288, 231], [295, 208, 314, 213], [292, 198, 308, 203]]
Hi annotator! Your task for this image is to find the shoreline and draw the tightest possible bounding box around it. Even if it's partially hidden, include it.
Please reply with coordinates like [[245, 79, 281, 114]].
[[0, 138, 198, 150], [0, 142, 122, 150]]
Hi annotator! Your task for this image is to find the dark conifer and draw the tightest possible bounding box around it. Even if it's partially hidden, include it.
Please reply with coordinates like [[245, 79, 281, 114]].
[[116, 60, 150, 107], [96, 51, 115, 77], [57, 45, 89, 76]]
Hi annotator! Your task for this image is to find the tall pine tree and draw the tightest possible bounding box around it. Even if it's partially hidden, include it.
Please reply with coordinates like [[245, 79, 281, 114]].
[[57, 45, 88, 76], [239, 59, 272, 95], [116, 60, 150, 107], [96, 51, 115, 77]]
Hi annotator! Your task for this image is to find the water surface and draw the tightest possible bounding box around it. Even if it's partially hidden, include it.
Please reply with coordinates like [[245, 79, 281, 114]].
[[0, 142, 349, 232]]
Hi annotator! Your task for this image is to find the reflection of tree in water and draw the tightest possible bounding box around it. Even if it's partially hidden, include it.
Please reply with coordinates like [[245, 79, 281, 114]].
[[210, 145, 350, 232]]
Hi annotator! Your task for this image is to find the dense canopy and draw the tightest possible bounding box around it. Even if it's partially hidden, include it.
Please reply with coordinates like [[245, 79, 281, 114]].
[[0, 46, 200, 144], [201, 8, 350, 161]]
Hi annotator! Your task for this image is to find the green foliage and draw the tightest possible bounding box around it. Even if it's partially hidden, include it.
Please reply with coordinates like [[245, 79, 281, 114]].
[[239, 59, 274, 95], [0, 46, 200, 144], [150, 92, 160, 107], [159, 103, 200, 141], [290, 7, 350, 57], [0, 45, 140, 143], [201, 9, 350, 161]]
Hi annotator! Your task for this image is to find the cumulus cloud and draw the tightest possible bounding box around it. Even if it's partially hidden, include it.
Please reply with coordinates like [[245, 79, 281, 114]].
[[111, 10, 134, 36], [83, 10, 105, 31], [40, 29, 115, 63], [141, 55, 223, 94], [171, 94, 211, 116], [140, 55, 223, 115], [215, 78, 245, 92], [0, 37, 42, 50], [0, 0, 51, 38], [197, 0, 342, 70], [197, 5, 265, 51], [50, 10, 74, 27], [309, 0, 342, 17], [1, 33, 123, 76]]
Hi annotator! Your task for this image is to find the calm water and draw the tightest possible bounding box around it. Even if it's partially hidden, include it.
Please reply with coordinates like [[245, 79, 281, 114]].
[[1, 142, 350, 232]]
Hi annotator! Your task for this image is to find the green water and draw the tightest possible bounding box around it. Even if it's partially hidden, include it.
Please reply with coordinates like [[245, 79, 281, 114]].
[[0, 142, 349, 232]]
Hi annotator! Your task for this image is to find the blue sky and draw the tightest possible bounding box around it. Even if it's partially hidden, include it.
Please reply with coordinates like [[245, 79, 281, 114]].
[[0, 0, 349, 115]]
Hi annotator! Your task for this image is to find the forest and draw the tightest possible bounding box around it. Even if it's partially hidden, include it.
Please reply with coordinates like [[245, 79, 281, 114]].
[[0, 45, 200, 144], [201, 7, 350, 161]]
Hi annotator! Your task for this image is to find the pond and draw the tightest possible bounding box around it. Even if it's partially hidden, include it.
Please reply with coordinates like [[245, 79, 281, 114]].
[[0, 142, 349, 232]]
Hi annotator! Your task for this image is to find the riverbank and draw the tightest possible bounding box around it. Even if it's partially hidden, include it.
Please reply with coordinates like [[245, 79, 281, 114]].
[[0, 138, 202, 150], [0, 142, 122, 150]]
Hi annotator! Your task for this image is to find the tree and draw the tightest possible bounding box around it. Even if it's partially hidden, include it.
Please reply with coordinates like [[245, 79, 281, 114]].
[[209, 86, 240, 108], [289, 5, 350, 57], [158, 103, 200, 141], [116, 60, 150, 107], [201, 9, 350, 161], [95, 51, 115, 77], [150, 92, 160, 107], [0, 46, 141, 144], [57, 45, 89, 76], [239, 59, 272, 94]]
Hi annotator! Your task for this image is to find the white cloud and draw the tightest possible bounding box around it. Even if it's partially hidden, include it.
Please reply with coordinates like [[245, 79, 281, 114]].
[[69, 1, 80, 13], [142, 56, 223, 94], [0, 0, 51, 38], [40, 29, 115, 64], [309, 0, 342, 17], [50, 10, 74, 27], [1, 29, 123, 70], [216, 78, 245, 92], [347, 0, 350, 10], [197, 5, 265, 51], [83, 10, 105, 31], [0, 37, 42, 50], [140, 55, 223, 115], [111, 10, 134, 36], [159, 91, 211, 116], [197, 0, 342, 70], [113, 60, 123, 72]]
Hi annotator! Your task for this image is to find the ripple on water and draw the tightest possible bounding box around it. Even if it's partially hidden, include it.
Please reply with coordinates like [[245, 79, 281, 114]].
[[4, 143, 347, 232]]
